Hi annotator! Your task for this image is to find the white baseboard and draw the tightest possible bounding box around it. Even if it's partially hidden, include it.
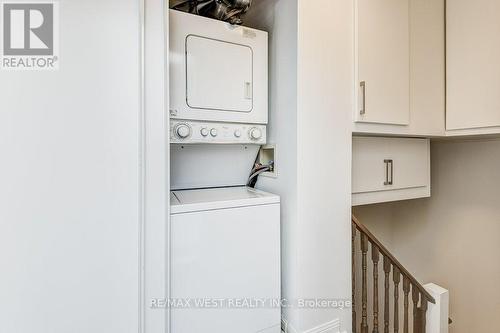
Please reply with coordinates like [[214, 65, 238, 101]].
[[281, 318, 294, 333], [282, 318, 341, 333]]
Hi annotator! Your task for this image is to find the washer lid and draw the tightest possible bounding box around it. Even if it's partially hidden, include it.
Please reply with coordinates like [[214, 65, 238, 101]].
[[170, 186, 280, 214]]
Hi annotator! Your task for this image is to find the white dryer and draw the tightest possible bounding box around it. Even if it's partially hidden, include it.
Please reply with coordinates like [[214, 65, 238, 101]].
[[170, 186, 281, 333], [169, 9, 270, 190], [169, 9, 268, 125]]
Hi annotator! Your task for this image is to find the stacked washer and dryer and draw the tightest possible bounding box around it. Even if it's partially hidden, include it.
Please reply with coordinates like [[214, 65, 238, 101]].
[[169, 10, 281, 333]]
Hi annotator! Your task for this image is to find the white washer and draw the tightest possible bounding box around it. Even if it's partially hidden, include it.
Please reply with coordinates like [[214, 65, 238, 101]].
[[170, 186, 281, 333]]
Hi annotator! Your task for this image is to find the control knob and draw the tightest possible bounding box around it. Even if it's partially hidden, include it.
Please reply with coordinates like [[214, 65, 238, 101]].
[[249, 127, 263, 140], [174, 123, 191, 139], [210, 128, 218, 137], [200, 127, 209, 137]]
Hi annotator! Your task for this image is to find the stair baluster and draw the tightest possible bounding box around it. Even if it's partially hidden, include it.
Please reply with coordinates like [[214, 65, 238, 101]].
[[383, 256, 391, 333], [412, 287, 420, 333], [393, 267, 401, 333], [420, 299, 428, 333], [403, 276, 410, 333], [352, 224, 357, 333], [361, 234, 369, 333], [372, 244, 380, 333]]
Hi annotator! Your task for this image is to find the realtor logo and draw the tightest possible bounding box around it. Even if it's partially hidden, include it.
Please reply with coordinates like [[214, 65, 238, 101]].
[[1, 2, 59, 70]]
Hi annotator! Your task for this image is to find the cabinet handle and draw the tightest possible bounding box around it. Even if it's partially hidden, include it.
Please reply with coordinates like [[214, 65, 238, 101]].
[[360, 81, 366, 115], [384, 159, 393, 186]]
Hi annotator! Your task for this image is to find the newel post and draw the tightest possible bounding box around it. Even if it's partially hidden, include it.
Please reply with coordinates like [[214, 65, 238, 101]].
[[423, 283, 449, 333]]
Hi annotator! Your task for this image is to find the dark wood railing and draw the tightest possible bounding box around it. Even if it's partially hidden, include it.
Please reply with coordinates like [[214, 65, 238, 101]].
[[352, 215, 435, 333]]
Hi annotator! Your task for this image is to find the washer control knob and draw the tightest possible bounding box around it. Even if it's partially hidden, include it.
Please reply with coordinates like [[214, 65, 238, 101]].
[[210, 128, 218, 137], [234, 129, 242, 138], [200, 127, 209, 137], [175, 123, 191, 139], [249, 127, 263, 140]]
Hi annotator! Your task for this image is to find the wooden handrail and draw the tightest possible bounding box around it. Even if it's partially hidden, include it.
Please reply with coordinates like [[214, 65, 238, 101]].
[[352, 215, 435, 305]]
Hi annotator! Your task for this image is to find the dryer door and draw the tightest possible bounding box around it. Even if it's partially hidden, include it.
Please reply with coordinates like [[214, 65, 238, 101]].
[[186, 36, 253, 113]]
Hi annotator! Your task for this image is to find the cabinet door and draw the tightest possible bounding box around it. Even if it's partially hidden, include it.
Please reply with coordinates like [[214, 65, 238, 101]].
[[356, 0, 410, 125], [352, 138, 392, 194], [447, 0, 500, 130], [352, 137, 430, 205]]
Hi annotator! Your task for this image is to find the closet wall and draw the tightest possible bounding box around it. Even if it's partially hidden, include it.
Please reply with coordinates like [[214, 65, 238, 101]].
[[244, 0, 301, 329], [246, 0, 354, 331], [353, 139, 500, 333], [0, 1, 150, 331]]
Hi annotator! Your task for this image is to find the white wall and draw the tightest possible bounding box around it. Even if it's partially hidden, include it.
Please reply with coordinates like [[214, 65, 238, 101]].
[[0, 1, 168, 332], [296, 0, 353, 331], [249, 0, 353, 331], [353, 203, 396, 249], [144, 0, 169, 332]]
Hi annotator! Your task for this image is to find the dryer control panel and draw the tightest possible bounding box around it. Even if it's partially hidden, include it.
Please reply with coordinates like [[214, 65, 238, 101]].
[[170, 120, 266, 145]]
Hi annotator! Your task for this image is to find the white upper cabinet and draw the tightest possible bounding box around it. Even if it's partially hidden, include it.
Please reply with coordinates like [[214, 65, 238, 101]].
[[355, 0, 410, 126], [354, 0, 445, 137], [352, 137, 431, 206], [447, 0, 500, 133]]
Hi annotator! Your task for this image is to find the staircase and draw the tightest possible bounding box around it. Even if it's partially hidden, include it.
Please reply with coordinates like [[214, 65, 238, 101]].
[[352, 215, 437, 333]]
